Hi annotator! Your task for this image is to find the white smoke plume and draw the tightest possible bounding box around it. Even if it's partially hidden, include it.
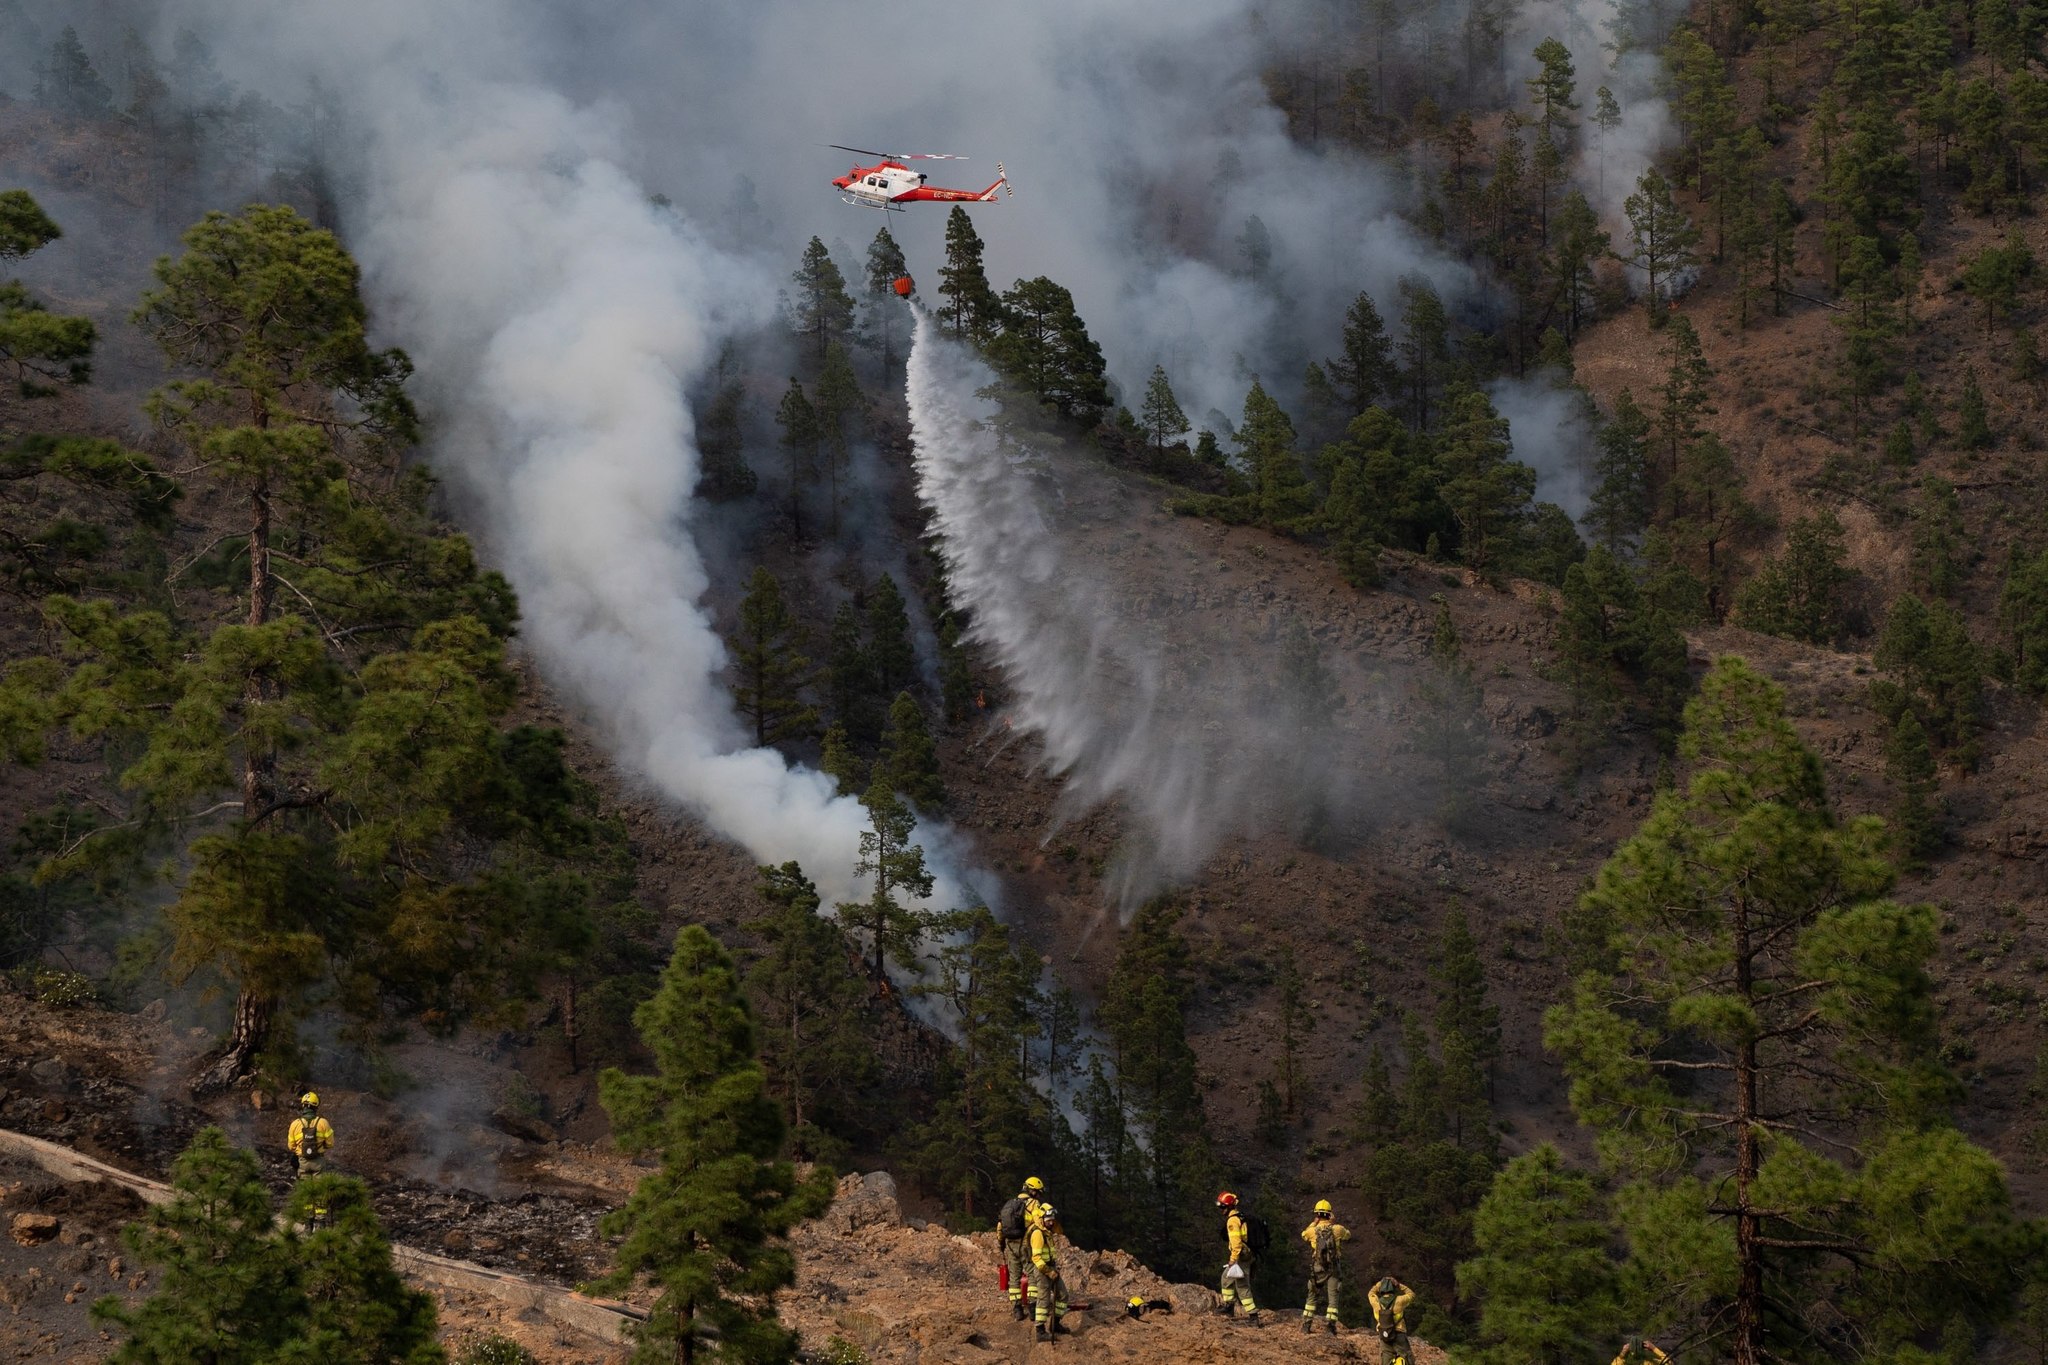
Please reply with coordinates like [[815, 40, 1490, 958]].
[[4, 0, 1679, 916]]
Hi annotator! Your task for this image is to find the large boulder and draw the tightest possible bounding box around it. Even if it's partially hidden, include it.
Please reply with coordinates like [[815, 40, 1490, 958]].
[[832, 1171, 902, 1233]]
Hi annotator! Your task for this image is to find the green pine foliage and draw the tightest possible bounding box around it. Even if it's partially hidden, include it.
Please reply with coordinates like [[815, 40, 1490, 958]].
[[1883, 708, 1943, 866], [863, 226, 909, 373], [789, 237, 856, 364], [901, 906, 1044, 1218], [94, 1128, 305, 1364], [1999, 545, 2048, 693], [838, 777, 934, 983], [878, 691, 944, 811], [730, 567, 818, 749], [1871, 593, 1985, 767], [1545, 658, 2027, 1365], [94, 1128, 441, 1365], [989, 276, 1109, 421], [1733, 509, 1853, 646], [744, 862, 876, 1161], [938, 207, 1000, 344], [1327, 291, 1396, 415], [34, 27, 113, 120], [0, 190, 97, 394], [1456, 1146, 1621, 1365], [774, 378, 822, 540], [865, 574, 916, 702], [1910, 476, 1968, 600], [1140, 365, 1190, 452], [1555, 546, 1694, 756], [593, 926, 833, 1365]]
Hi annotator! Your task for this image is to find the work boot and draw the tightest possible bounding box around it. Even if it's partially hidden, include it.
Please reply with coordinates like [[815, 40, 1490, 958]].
[[1214, 1302, 1235, 1318], [1302, 1317, 1315, 1335], [1014, 1302, 1028, 1322], [1035, 1321, 1052, 1343], [1246, 1311, 1264, 1329], [1053, 1317, 1072, 1336], [1327, 1318, 1339, 1335]]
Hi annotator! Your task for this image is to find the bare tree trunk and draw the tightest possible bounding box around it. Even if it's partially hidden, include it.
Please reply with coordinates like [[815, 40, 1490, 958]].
[[193, 989, 272, 1094], [244, 471, 275, 816]]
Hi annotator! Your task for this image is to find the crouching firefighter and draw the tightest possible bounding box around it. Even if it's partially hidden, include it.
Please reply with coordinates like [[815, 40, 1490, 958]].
[[1370, 1276, 1416, 1365], [996, 1176, 1044, 1320], [1301, 1199, 1351, 1334], [1028, 1203, 1070, 1341]]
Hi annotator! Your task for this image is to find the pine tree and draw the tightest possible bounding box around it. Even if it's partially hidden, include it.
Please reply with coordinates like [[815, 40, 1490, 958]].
[[1238, 379, 1315, 526], [1456, 1146, 1621, 1365], [34, 26, 113, 120], [1587, 390, 1651, 553], [1959, 237, 2034, 337], [1399, 277, 1452, 428], [1415, 597, 1488, 827], [1528, 38, 1579, 239], [1999, 546, 2048, 694], [826, 601, 878, 745], [1592, 86, 1624, 200], [813, 342, 865, 533], [938, 207, 1000, 344], [1911, 476, 1967, 599], [1434, 387, 1535, 573], [103, 206, 532, 1090], [1327, 290, 1396, 415], [1883, 709, 1942, 865], [93, 1128, 301, 1364], [839, 777, 934, 984], [1274, 946, 1315, 1118], [592, 926, 833, 1365], [1733, 509, 1853, 645], [0, 191, 97, 393], [1236, 215, 1274, 280], [1871, 593, 1984, 763], [904, 906, 1041, 1216], [1432, 908, 1501, 1086], [1664, 433, 1759, 623], [1958, 366, 1993, 448], [863, 225, 909, 374], [817, 722, 863, 795], [1301, 361, 1345, 451], [277, 1176, 442, 1365], [696, 382, 757, 501], [774, 379, 822, 540], [730, 567, 818, 749], [789, 237, 856, 364], [878, 691, 944, 810], [990, 276, 1109, 420], [1653, 315, 1715, 481], [745, 862, 876, 1159], [1140, 365, 1190, 452], [1622, 167, 1701, 322], [1547, 658, 2026, 1365], [865, 573, 916, 700], [1549, 191, 1610, 338]]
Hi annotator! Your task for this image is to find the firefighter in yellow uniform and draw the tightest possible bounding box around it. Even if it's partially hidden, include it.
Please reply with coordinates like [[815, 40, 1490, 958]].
[[996, 1177, 1045, 1320], [1215, 1192, 1262, 1325], [286, 1092, 334, 1177], [1370, 1276, 1416, 1365], [1300, 1199, 1351, 1334], [1027, 1203, 1069, 1341], [1612, 1337, 1671, 1365]]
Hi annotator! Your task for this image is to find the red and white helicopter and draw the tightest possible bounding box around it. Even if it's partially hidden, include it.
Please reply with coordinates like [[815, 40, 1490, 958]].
[[830, 145, 1011, 210]]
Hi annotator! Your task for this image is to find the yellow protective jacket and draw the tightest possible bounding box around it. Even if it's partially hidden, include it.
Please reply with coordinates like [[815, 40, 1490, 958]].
[[1226, 1211, 1252, 1263], [1300, 1219, 1352, 1260], [1028, 1222, 1060, 1270], [1369, 1279, 1415, 1329], [1611, 1346, 1670, 1365], [287, 1115, 333, 1158]]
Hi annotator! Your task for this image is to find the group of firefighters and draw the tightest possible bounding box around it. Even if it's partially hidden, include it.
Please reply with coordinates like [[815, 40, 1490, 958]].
[[284, 1098, 1672, 1362], [996, 1177, 1671, 1362]]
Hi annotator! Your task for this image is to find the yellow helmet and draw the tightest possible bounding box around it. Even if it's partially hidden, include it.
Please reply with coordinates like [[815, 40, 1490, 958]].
[[1023, 1176, 1045, 1194], [1128, 1296, 1145, 1308], [299, 1092, 319, 1108], [1314, 1199, 1333, 1215]]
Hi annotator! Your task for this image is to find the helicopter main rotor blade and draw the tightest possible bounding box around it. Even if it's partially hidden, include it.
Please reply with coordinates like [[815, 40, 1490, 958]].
[[829, 144, 970, 161]]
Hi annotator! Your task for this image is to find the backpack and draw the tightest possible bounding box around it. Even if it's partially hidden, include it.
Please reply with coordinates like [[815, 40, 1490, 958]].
[[1310, 1223, 1341, 1271], [998, 1196, 1029, 1243], [1244, 1214, 1272, 1256]]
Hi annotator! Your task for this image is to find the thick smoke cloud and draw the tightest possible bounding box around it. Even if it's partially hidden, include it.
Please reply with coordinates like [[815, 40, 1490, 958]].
[[6, 0, 1673, 914]]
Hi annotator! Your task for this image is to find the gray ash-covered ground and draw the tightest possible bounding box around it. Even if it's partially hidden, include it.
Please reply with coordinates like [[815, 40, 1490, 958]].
[[0, 1152, 149, 1363]]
